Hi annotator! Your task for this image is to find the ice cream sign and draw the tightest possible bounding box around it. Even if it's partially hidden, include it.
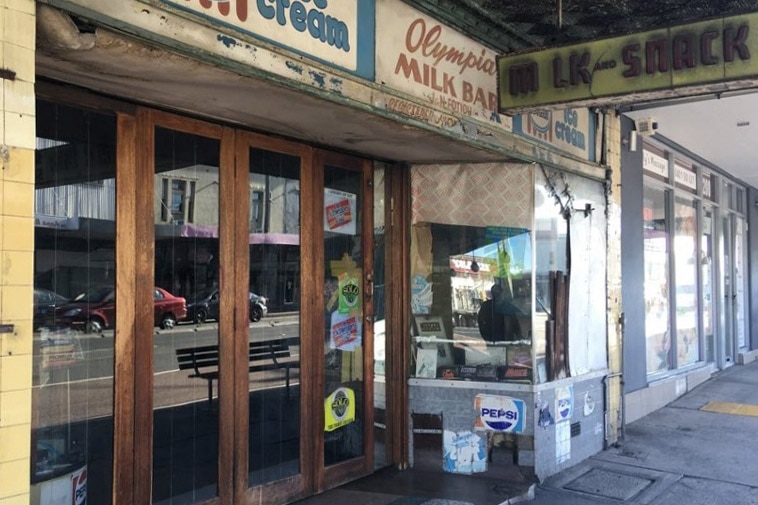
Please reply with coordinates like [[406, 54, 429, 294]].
[[157, 0, 375, 78], [474, 394, 525, 433]]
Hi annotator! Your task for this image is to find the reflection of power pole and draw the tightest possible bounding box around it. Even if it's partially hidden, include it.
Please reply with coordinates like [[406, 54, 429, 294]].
[[264, 174, 271, 233]]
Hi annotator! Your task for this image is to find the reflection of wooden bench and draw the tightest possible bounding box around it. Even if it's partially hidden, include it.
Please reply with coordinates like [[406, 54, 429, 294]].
[[176, 339, 299, 407]]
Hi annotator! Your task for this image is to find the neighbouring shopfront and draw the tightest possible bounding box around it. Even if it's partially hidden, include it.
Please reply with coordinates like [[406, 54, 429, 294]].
[[620, 116, 752, 422], [0, 1, 620, 504], [406, 160, 610, 480]]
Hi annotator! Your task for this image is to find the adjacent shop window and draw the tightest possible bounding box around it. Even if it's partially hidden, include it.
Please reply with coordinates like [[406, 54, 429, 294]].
[[32, 100, 117, 504], [152, 127, 220, 503], [674, 197, 699, 366], [643, 184, 672, 373], [409, 164, 534, 383], [408, 163, 607, 384]]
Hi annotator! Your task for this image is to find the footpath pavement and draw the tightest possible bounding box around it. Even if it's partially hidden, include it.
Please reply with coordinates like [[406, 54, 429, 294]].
[[531, 361, 758, 505]]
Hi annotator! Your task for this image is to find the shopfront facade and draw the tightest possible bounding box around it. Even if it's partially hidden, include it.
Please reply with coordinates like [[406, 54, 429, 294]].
[[620, 116, 757, 423], [0, 1, 622, 504]]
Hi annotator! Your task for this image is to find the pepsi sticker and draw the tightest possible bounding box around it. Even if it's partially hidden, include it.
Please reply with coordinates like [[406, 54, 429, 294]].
[[555, 386, 574, 422], [474, 394, 525, 433]]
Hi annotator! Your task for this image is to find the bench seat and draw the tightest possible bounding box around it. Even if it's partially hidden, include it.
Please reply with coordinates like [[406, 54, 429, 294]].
[[176, 339, 299, 407]]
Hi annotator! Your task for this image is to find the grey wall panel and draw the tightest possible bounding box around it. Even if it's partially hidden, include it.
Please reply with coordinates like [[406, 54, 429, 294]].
[[749, 187, 758, 351], [620, 116, 648, 393]]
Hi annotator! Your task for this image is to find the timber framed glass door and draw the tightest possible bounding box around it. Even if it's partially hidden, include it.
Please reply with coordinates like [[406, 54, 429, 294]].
[[36, 90, 382, 505], [235, 135, 376, 498], [234, 132, 311, 504], [318, 151, 375, 491]]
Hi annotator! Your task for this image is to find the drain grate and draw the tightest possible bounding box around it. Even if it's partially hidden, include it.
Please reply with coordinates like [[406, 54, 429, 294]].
[[564, 468, 654, 501]]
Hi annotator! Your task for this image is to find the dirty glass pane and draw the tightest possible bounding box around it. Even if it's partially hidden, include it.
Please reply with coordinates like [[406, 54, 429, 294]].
[[32, 100, 116, 504], [152, 128, 220, 504], [248, 148, 301, 485]]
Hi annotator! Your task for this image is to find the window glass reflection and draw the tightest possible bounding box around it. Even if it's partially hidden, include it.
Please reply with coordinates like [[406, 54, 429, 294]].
[[32, 101, 117, 504], [248, 149, 301, 485], [153, 128, 220, 504]]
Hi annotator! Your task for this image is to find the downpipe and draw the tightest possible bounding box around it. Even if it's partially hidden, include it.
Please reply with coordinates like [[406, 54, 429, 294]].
[[602, 310, 626, 449]]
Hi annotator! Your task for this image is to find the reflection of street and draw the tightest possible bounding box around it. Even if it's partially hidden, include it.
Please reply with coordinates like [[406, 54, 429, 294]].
[[33, 315, 301, 426]]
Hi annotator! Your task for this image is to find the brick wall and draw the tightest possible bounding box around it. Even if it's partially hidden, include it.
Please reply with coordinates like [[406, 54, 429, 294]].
[[0, 0, 35, 503]]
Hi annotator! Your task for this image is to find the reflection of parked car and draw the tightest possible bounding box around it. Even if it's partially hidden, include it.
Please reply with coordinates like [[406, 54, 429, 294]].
[[55, 286, 187, 333], [186, 289, 268, 323], [33, 288, 69, 329]]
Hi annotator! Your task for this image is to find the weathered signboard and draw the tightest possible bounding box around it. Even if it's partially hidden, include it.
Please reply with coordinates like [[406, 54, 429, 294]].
[[498, 13, 758, 113], [156, 0, 375, 79]]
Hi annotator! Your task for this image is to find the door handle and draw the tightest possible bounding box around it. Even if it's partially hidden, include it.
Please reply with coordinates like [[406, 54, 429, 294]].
[[365, 273, 373, 300]]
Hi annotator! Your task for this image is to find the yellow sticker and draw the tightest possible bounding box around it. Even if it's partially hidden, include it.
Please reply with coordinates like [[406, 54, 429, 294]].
[[324, 387, 356, 432]]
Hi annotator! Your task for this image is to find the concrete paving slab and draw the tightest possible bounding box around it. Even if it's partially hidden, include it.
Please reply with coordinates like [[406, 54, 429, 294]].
[[649, 477, 758, 505], [542, 459, 681, 504], [563, 468, 653, 500]]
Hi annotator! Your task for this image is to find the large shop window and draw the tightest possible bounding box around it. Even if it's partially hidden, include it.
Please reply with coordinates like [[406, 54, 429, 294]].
[[32, 101, 117, 504], [409, 163, 607, 384]]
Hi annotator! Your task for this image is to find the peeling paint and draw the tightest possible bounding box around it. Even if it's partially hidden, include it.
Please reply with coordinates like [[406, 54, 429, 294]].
[[309, 70, 325, 89], [329, 77, 343, 94], [217, 34, 238, 49], [286, 61, 303, 75]]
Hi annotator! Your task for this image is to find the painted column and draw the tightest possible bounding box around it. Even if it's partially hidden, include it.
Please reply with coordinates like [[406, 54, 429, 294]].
[[0, 0, 35, 504]]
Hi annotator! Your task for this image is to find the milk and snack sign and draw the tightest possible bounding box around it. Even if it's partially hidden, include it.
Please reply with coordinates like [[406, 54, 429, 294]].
[[475, 394, 525, 433]]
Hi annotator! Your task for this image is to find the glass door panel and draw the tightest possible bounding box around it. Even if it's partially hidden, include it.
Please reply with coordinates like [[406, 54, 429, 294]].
[[721, 216, 734, 365], [372, 165, 388, 470], [643, 185, 672, 374], [674, 197, 698, 366], [701, 209, 715, 363], [323, 162, 367, 467], [152, 127, 221, 504], [734, 218, 747, 350], [247, 148, 302, 486]]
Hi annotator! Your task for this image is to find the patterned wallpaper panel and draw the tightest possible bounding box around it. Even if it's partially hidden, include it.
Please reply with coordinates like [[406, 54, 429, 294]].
[[411, 163, 534, 228]]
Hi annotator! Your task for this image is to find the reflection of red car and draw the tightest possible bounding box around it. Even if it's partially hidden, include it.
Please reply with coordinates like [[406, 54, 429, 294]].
[[54, 286, 187, 333]]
